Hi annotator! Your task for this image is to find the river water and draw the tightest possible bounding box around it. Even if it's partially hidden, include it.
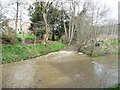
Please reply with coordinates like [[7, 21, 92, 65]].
[[2, 51, 118, 88]]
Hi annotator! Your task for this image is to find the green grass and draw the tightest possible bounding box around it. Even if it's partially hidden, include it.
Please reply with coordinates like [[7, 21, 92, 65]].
[[2, 42, 65, 64], [16, 34, 36, 40]]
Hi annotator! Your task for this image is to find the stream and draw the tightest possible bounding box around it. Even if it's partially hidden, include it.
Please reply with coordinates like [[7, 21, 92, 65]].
[[2, 51, 118, 88]]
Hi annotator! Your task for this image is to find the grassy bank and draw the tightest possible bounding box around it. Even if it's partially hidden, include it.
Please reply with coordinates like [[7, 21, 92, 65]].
[[81, 40, 118, 57], [2, 42, 65, 64]]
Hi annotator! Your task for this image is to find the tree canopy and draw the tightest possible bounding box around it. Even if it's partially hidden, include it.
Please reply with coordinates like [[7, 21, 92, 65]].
[[28, 1, 65, 40]]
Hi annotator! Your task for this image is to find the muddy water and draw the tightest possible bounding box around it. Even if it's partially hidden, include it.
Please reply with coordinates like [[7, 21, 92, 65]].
[[2, 51, 118, 88]]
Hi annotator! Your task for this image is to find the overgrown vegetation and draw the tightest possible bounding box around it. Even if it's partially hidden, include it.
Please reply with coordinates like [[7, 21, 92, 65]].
[[80, 40, 118, 57], [1, 20, 18, 44], [2, 42, 65, 64], [106, 84, 120, 90]]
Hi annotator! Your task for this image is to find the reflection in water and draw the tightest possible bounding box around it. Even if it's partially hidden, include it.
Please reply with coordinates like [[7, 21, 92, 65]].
[[92, 61, 105, 77], [14, 72, 26, 80], [2, 51, 118, 88]]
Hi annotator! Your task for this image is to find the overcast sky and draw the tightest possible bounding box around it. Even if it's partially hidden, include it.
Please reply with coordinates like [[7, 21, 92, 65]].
[[102, 0, 119, 20], [1, 0, 120, 22]]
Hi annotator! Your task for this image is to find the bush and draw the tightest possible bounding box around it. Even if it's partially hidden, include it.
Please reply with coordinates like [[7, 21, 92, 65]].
[[1, 27, 17, 44]]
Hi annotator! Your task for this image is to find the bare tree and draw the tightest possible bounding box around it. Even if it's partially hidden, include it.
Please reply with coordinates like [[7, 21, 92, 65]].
[[76, 1, 110, 55], [6, 0, 31, 43], [0, 1, 8, 20], [99, 19, 118, 40], [15, 1, 19, 34], [61, 0, 79, 45]]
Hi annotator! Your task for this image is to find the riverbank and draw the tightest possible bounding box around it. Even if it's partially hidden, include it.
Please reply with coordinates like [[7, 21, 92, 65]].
[[108, 84, 120, 90], [81, 40, 118, 57], [2, 42, 65, 64]]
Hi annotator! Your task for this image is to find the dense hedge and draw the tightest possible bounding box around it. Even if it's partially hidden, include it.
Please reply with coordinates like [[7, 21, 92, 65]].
[[2, 42, 65, 64]]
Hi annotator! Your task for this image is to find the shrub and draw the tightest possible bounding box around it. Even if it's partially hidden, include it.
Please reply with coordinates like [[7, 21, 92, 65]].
[[1, 27, 17, 44]]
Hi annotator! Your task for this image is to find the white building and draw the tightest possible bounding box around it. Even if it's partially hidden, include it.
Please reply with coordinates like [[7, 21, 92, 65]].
[[8, 19, 31, 34]]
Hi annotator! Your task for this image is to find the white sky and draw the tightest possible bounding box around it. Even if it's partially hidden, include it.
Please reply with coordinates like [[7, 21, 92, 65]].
[[0, 0, 120, 22], [102, 0, 119, 20]]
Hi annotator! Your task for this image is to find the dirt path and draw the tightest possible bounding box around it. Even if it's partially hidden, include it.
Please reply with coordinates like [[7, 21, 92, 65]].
[[2, 51, 118, 88]]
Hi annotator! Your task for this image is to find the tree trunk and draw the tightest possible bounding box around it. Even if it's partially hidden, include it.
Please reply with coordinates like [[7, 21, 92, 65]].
[[52, 29, 55, 41], [63, 20, 68, 43], [68, 20, 71, 43], [42, 13, 49, 44], [68, 20, 75, 45], [34, 31, 37, 44], [21, 33, 25, 44], [15, 1, 19, 34]]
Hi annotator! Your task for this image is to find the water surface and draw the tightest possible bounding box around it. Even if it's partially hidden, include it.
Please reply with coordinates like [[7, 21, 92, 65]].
[[2, 51, 118, 88]]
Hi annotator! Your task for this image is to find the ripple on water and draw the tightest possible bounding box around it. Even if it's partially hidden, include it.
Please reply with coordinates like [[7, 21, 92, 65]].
[[2, 52, 118, 88]]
